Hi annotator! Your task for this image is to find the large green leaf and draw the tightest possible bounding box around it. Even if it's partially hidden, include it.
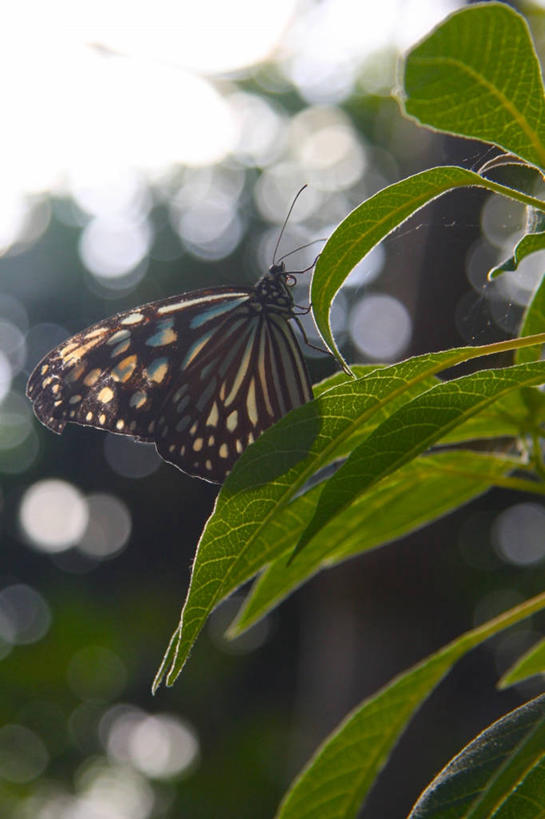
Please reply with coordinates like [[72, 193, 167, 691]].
[[402, 3, 545, 170], [409, 695, 545, 818], [231, 452, 529, 636], [311, 167, 545, 368], [153, 337, 545, 691], [295, 361, 545, 559], [276, 592, 545, 819]]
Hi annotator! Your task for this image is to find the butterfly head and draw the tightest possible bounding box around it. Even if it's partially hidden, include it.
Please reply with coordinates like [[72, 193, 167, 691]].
[[252, 262, 293, 312]]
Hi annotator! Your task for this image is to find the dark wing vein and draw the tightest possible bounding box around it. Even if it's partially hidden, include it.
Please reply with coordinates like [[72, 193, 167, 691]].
[[155, 309, 312, 482]]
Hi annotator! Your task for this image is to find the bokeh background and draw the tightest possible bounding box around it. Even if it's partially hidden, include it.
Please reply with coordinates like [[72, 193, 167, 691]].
[[4, 1, 545, 817]]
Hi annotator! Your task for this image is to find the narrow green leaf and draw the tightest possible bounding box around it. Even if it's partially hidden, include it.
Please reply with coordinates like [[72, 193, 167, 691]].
[[311, 365, 379, 397], [276, 592, 545, 819], [154, 337, 545, 691], [489, 231, 545, 280], [402, 3, 545, 170], [295, 362, 545, 560], [153, 351, 454, 690], [440, 390, 529, 444], [409, 695, 545, 819], [499, 638, 545, 689], [311, 167, 545, 368], [231, 452, 524, 636]]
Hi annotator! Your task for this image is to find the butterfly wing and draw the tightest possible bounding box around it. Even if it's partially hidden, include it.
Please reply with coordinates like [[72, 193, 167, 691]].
[[26, 288, 252, 442], [155, 311, 313, 482], [27, 286, 313, 484]]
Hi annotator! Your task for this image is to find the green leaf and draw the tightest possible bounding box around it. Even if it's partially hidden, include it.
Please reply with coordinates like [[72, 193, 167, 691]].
[[231, 452, 525, 637], [154, 338, 545, 691], [153, 349, 459, 691], [489, 231, 545, 280], [295, 361, 545, 560], [276, 592, 545, 819], [311, 167, 545, 368], [409, 694, 545, 819], [311, 365, 380, 397], [499, 638, 545, 689], [401, 2, 545, 170], [516, 272, 545, 365], [440, 390, 529, 444]]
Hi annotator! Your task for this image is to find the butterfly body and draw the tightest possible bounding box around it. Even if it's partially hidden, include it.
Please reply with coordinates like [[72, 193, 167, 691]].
[[27, 263, 313, 483]]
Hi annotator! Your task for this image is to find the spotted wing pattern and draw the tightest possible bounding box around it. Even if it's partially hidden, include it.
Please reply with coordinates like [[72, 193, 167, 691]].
[[26, 288, 251, 442], [27, 282, 313, 483]]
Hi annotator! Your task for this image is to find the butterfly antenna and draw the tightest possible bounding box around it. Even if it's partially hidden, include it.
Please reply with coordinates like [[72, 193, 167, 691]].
[[272, 184, 308, 264], [277, 238, 327, 264]]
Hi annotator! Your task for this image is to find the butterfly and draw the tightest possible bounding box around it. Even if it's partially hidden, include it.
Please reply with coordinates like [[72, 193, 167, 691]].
[[26, 193, 318, 484]]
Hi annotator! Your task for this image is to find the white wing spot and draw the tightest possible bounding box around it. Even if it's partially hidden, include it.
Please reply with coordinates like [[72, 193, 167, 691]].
[[69, 394, 82, 404], [121, 313, 145, 325], [98, 386, 114, 404], [146, 357, 169, 384], [129, 390, 147, 409], [205, 459, 213, 470], [206, 402, 219, 427], [66, 363, 86, 383], [189, 421, 198, 436], [111, 339, 131, 357], [235, 439, 243, 454], [116, 419, 125, 431], [246, 378, 258, 426], [193, 437, 204, 452], [107, 329, 131, 345], [226, 410, 238, 432], [219, 443, 229, 459], [99, 413, 106, 425], [111, 355, 137, 383], [85, 327, 109, 340], [86, 411, 93, 421], [84, 368, 101, 386]]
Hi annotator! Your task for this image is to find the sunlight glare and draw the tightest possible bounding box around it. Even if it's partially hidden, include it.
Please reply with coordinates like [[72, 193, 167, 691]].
[[2, 1, 460, 215], [79, 216, 152, 279], [19, 479, 89, 552], [86, 0, 299, 74], [349, 294, 412, 360]]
